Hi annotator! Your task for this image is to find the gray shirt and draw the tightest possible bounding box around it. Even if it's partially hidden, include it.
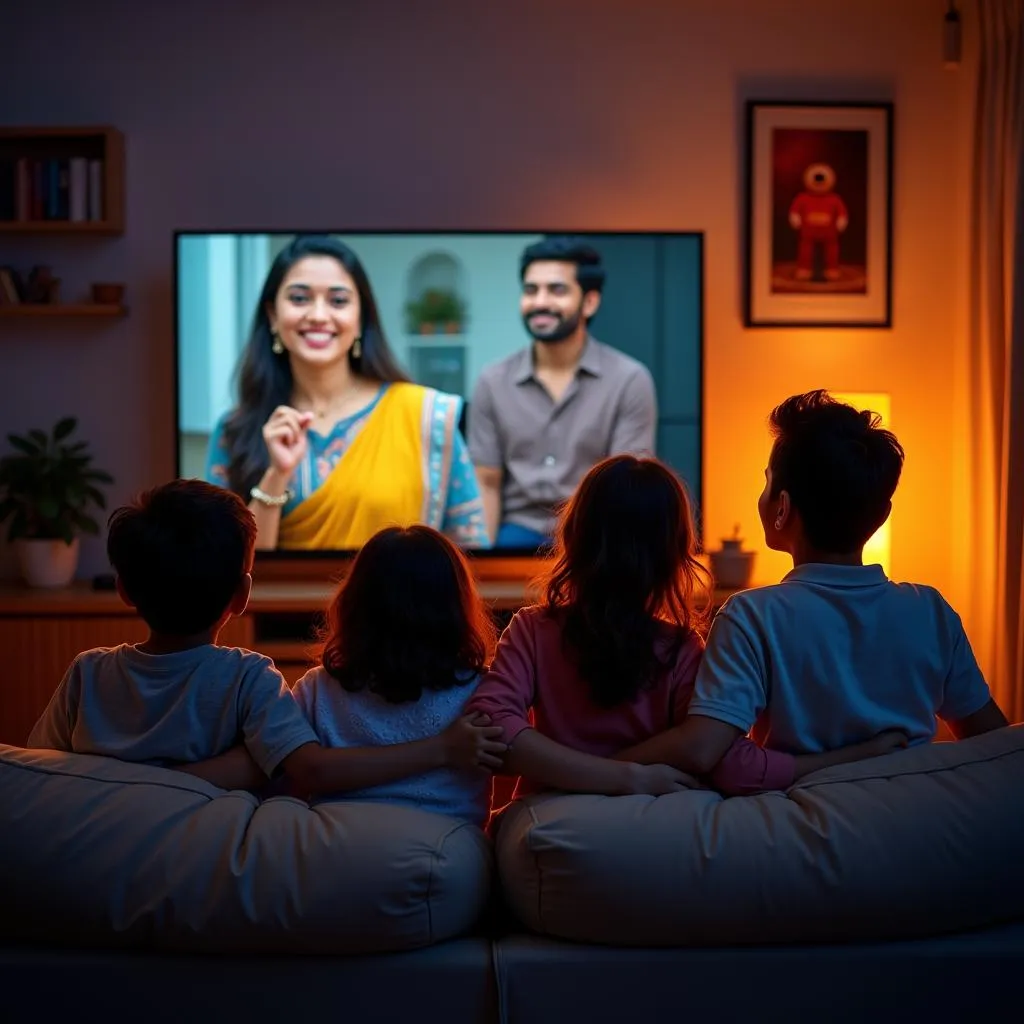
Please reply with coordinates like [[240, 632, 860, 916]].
[[27, 644, 319, 778], [468, 337, 657, 535]]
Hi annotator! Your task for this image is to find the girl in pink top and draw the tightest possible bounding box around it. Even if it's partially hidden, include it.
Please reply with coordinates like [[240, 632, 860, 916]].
[[467, 455, 899, 800]]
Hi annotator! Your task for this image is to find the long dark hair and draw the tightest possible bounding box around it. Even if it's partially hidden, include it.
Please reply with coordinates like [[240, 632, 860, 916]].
[[543, 455, 711, 708], [222, 235, 409, 499], [319, 525, 496, 703]]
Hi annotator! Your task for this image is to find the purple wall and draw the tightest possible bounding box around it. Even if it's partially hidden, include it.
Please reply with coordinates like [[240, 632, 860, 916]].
[[0, 0, 965, 585]]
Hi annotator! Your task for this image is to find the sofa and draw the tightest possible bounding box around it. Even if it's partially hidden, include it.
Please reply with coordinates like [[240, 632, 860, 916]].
[[2, 726, 1023, 1024]]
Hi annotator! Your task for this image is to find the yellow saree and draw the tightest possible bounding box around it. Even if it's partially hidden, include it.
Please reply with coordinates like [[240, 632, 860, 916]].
[[277, 383, 435, 550]]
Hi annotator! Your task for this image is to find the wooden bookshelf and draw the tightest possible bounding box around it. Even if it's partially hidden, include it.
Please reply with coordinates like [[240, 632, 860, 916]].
[[0, 221, 122, 236], [0, 126, 125, 235], [0, 303, 126, 319]]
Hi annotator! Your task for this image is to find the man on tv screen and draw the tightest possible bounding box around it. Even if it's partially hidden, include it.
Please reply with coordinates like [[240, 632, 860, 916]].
[[468, 235, 657, 548]]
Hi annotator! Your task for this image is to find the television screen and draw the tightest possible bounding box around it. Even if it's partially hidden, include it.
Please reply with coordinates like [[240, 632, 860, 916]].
[[175, 231, 703, 555]]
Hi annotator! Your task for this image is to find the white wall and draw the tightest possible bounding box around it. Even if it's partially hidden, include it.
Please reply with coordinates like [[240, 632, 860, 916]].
[[0, 0, 974, 624]]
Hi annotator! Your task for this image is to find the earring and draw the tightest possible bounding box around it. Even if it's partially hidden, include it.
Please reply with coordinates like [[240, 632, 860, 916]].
[[351, 336, 362, 359], [774, 513, 784, 530], [271, 331, 284, 355]]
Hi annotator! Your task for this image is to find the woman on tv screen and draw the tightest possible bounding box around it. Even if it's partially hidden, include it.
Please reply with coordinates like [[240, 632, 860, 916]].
[[204, 235, 489, 550]]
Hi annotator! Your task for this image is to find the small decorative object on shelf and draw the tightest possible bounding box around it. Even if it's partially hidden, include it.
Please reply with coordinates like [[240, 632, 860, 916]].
[[0, 417, 114, 588], [709, 524, 756, 590], [0, 264, 127, 317], [90, 282, 125, 305], [404, 288, 467, 335], [0, 265, 22, 304], [23, 265, 59, 304]]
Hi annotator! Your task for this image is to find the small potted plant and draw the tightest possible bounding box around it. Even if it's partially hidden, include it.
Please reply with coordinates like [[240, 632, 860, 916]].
[[404, 289, 467, 335], [0, 417, 114, 588], [708, 523, 756, 590]]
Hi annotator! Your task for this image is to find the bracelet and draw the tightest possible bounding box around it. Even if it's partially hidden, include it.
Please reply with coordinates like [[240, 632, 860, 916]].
[[250, 485, 292, 508]]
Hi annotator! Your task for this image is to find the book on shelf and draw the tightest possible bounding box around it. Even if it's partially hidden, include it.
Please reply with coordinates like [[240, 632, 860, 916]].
[[0, 267, 23, 304], [0, 156, 105, 224]]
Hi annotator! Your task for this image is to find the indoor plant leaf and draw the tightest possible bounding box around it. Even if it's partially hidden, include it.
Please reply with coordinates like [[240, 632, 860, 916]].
[[0, 419, 114, 546], [72, 512, 100, 536], [53, 417, 77, 441], [6, 434, 41, 457]]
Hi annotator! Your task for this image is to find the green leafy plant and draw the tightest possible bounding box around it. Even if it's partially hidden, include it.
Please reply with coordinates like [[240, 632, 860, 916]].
[[404, 289, 467, 332], [0, 418, 114, 544]]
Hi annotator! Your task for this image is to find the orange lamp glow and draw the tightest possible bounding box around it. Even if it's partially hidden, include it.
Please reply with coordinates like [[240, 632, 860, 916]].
[[831, 391, 892, 576]]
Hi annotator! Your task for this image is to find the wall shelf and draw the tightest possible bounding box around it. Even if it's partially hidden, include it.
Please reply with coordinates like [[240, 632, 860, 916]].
[[0, 125, 126, 320], [0, 220, 122, 236], [0, 303, 126, 318], [0, 126, 125, 236]]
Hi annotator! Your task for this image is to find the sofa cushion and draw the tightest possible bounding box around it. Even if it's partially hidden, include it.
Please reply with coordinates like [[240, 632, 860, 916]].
[[0, 744, 492, 954], [491, 927, 1024, 1024], [0, 939, 499, 1024], [496, 725, 1024, 946]]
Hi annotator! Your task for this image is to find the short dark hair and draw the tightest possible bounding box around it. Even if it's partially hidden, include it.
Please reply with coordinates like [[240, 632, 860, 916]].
[[319, 525, 496, 703], [519, 235, 606, 296], [106, 479, 256, 634], [768, 390, 905, 553], [543, 455, 710, 708]]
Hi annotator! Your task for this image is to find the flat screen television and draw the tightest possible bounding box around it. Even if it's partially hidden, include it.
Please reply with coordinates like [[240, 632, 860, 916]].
[[174, 231, 703, 560]]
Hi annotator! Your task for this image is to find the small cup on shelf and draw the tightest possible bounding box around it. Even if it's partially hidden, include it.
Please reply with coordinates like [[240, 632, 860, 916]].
[[91, 283, 125, 305]]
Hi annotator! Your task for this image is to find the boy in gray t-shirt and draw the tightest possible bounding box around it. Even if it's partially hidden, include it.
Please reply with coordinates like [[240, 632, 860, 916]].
[[29, 480, 317, 783], [29, 480, 505, 794]]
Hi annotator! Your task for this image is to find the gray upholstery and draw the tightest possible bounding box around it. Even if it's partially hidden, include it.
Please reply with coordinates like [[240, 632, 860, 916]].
[[0, 938, 497, 1023], [496, 726, 1024, 945], [2, 926, 1024, 1024], [491, 925, 1024, 1024]]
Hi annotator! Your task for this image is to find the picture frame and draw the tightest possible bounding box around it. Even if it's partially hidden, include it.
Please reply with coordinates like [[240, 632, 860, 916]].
[[744, 101, 894, 328]]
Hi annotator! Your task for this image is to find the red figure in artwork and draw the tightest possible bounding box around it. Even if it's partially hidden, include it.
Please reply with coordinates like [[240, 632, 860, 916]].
[[788, 163, 849, 281]]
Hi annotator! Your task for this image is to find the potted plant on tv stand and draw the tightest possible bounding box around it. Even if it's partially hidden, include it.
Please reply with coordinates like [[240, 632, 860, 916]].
[[0, 417, 114, 588], [709, 523, 756, 591]]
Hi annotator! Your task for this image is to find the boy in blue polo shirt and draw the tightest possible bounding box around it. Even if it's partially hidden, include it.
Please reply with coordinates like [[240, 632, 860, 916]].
[[618, 390, 1008, 778]]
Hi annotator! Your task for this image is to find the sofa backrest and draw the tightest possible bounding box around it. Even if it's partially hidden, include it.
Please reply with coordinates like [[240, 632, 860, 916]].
[[496, 726, 1024, 945], [0, 745, 492, 954]]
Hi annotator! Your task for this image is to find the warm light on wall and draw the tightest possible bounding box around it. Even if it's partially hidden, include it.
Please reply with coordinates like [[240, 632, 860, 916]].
[[832, 392, 892, 576]]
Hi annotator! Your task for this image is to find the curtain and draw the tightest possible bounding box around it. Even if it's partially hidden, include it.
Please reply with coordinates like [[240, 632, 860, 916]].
[[968, 0, 1024, 720]]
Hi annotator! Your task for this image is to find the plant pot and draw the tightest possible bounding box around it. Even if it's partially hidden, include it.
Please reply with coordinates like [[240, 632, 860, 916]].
[[418, 323, 436, 335], [709, 540, 756, 590], [15, 537, 80, 589]]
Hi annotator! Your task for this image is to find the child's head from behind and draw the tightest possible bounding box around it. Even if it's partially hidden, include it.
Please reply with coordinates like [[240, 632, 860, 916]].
[[762, 390, 905, 558], [321, 525, 495, 703], [545, 455, 709, 707], [107, 479, 256, 636]]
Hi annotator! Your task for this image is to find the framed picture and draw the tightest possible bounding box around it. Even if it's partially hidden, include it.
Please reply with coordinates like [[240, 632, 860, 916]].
[[744, 101, 894, 328]]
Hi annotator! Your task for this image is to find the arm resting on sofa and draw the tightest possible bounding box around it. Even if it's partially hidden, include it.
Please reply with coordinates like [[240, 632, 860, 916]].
[[946, 699, 1010, 739], [175, 745, 266, 790], [507, 728, 695, 796]]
